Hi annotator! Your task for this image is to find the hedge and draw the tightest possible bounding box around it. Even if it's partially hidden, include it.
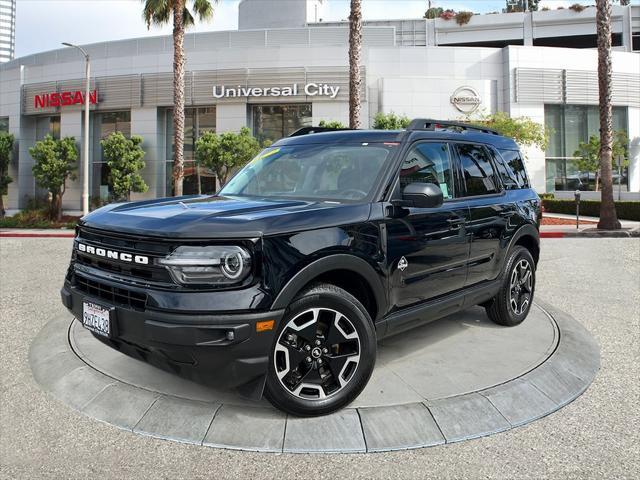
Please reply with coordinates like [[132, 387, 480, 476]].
[[542, 199, 640, 222]]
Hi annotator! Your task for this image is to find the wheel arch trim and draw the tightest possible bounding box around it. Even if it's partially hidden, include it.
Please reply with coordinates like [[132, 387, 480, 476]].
[[270, 254, 387, 321]]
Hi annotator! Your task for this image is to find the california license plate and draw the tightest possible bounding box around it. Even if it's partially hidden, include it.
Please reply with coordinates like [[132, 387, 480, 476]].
[[82, 301, 112, 338]]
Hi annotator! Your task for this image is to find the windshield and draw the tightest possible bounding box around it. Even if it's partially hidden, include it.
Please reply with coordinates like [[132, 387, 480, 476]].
[[219, 143, 395, 202]]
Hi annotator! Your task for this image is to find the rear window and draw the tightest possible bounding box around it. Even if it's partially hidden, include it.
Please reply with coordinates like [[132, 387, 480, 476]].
[[497, 149, 530, 189]]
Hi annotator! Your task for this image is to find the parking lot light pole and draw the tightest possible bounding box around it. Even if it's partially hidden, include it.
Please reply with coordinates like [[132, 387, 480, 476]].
[[62, 42, 90, 216]]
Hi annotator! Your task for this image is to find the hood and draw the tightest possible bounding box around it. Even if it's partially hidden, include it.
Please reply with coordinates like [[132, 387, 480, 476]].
[[80, 195, 372, 239]]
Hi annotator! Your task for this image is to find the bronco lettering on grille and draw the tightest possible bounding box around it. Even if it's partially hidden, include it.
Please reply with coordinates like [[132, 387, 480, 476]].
[[76, 242, 149, 265]]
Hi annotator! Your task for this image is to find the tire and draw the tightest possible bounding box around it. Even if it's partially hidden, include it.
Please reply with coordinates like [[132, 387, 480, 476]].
[[485, 246, 536, 327], [264, 283, 377, 416]]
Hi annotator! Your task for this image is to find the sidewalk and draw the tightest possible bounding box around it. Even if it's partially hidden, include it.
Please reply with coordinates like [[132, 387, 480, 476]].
[[541, 213, 640, 238], [0, 228, 75, 238]]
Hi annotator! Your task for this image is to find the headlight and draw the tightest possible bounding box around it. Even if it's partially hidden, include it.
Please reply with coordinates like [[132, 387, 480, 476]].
[[158, 245, 252, 286]]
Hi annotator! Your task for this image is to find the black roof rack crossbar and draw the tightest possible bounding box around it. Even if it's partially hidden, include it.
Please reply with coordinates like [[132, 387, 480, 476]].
[[289, 126, 353, 137], [406, 118, 500, 135]]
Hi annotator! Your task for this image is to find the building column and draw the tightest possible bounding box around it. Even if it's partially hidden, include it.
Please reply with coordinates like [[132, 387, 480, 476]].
[[523, 12, 533, 47], [60, 110, 83, 213], [627, 106, 640, 193], [216, 103, 248, 133], [130, 107, 162, 201]]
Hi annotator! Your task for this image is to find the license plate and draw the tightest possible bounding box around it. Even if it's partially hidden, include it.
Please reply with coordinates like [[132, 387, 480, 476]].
[[82, 301, 112, 338]]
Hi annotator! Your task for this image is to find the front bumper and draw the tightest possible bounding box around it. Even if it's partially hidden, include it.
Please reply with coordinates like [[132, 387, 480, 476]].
[[61, 280, 284, 390]]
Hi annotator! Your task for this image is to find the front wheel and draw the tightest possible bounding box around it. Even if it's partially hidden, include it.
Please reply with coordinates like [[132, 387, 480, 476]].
[[485, 246, 536, 327], [264, 284, 376, 416]]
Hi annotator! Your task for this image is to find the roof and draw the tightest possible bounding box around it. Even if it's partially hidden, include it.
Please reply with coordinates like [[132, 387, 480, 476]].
[[274, 128, 519, 150]]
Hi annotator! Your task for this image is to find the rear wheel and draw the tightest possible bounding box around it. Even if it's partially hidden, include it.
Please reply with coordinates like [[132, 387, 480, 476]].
[[485, 246, 536, 327], [265, 284, 376, 416]]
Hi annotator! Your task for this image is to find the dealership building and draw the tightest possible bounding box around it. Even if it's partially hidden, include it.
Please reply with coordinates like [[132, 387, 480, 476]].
[[1, 0, 639, 212]]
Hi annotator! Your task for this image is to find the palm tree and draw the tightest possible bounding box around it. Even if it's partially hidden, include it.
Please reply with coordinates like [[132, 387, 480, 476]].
[[142, 0, 215, 196], [348, 0, 362, 129], [595, 0, 620, 229]]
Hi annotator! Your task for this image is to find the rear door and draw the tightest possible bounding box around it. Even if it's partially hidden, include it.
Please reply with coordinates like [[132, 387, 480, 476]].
[[453, 143, 513, 286], [386, 141, 471, 311]]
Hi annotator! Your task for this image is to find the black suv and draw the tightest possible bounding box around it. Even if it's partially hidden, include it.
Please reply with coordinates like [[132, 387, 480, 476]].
[[61, 119, 541, 416]]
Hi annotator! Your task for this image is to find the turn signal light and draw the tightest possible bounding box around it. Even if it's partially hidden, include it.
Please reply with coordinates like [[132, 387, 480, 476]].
[[256, 320, 275, 332]]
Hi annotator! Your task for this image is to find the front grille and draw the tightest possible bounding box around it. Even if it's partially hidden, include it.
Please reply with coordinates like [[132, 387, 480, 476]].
[[74, 274, 147, 310], [75, 227, 174, 284]]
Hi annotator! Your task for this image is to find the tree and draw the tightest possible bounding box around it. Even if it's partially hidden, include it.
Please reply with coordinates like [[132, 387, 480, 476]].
[[372, 112, 411, 130], [573, 131, 630, 191], [30, 135, 78, 221], [0, 132, 14, 218], [573, 135, 601, 190], [101, 132, 148, 201], [424, 7, 443, 19], [195, 127, 261, 187], [596, 0, 620, 229], [142, 0, 216, 197], [348, 0, 362, 129], [466, 111, 549, 151]]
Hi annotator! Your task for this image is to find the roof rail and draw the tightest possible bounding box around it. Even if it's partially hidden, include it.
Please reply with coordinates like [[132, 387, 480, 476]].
[[288, 126, 353, 137], [406, 118, 500, 135]]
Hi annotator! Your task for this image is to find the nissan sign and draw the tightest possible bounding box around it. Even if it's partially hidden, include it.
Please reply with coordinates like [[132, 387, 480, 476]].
[[450, 86, 481, 114]]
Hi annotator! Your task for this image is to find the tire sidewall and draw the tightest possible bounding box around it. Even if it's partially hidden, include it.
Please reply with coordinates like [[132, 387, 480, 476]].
[[265, 286, 376, 416]]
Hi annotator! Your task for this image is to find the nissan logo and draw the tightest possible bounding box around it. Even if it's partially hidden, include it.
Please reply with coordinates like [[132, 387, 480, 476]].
[[76, 242, 149, 265], [450, 86, 481, 114]]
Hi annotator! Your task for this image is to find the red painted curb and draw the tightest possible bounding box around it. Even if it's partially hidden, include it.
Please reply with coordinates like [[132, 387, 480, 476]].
[[0, 233, 75, 238], [540, 232, 566, 238]]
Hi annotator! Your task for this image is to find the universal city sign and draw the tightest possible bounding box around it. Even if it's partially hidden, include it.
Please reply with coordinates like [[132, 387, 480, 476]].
[[34, 90, 98, 109], [213, 83, 340, 100]]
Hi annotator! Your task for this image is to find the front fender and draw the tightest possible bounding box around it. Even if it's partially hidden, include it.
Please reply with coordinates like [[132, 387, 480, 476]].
[[270, 254, 387, 321]]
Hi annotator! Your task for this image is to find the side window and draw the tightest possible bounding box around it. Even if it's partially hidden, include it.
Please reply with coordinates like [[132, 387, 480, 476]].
[[400, 142, 454, 200], [489, 147, 519, 190], [455, 144, 500, 196], [498, 149, 530, 189]]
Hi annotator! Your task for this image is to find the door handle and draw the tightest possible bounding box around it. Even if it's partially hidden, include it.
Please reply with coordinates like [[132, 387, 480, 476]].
[[447, 218, 464, 227]]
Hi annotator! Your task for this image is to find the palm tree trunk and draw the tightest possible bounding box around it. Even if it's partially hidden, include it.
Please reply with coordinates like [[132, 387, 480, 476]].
[[348, 0, 362, 129], [172, 0, 186, 196], [596, 0, 620, 230]]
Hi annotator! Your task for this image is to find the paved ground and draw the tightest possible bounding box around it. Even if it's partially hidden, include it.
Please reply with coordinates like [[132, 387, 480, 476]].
[[1, 238, 638, 479]]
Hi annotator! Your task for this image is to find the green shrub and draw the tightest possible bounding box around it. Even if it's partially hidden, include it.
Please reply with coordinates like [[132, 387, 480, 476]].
[[0, 208, 77, 229], [372, 112, 411, 130], [542, 199, 640, 221], [318, 120, 347, 129], [455, 11, 473, 25]]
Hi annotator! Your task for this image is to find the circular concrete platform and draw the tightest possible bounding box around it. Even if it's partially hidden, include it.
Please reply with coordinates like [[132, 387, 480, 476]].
[[30, 301, 599, 453]]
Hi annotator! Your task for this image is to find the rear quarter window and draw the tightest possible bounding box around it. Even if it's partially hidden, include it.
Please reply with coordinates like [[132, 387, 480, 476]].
[[496, 149, 530, 189]]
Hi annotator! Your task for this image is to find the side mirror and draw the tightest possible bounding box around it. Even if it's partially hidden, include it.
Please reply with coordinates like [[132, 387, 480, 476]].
[[402, 182, 444, 209]]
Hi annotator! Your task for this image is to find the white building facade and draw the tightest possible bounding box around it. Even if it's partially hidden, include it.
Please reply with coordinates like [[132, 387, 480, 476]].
[[0, 0, 16, 63], [1, 1, 639, 212]]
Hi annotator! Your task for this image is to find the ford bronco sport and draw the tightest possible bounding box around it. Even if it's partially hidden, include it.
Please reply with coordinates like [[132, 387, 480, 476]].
[[61, 119, 541, 416]]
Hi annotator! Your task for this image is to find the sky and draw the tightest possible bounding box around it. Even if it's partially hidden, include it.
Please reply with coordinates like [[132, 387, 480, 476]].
[[14, 0, 601, 58]]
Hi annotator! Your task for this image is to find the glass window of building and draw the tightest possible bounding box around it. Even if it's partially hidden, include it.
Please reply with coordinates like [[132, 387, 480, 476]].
[[35, 116, 60, 140], [92, 111, 131, 202], [544, 105, 628, 192], [165, 107, 217, 196], [0, 117, 8, 132], [251, 104, 312, 144]]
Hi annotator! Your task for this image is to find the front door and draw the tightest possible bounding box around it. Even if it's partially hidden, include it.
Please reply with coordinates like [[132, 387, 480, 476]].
[[386, 141, 471, 313]]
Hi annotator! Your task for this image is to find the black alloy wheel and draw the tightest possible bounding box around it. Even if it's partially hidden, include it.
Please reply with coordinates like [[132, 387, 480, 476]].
[[265, 284, 376, 416]]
